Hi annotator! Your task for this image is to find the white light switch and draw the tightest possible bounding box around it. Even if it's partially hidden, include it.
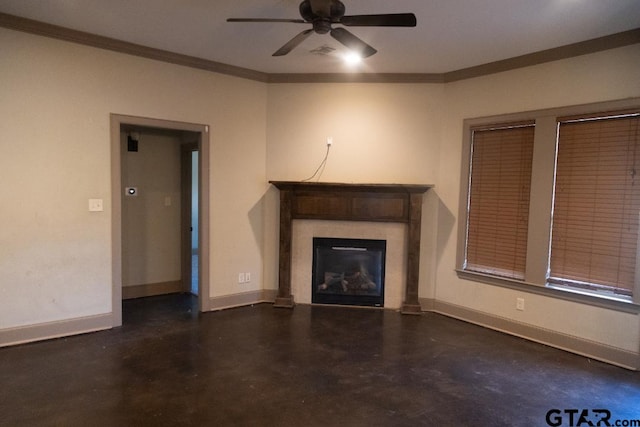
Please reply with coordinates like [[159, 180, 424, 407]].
[[89, 199, 103, 212], [164, 196, 172, 207]]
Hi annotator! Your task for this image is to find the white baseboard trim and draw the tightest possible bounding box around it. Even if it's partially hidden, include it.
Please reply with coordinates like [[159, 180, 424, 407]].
[[209, 289, 277, 311], [0, 313, 112, 348], [420, 298, 639, 371], [122, 280, 184, 299]]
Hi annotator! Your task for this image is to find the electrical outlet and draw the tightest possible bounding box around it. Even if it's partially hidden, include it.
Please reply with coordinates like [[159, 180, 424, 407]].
[[516, 297, 525, 311], [245, 272, 251, 282], [238, 273, 245, 283], [88, 199, 103, 212]]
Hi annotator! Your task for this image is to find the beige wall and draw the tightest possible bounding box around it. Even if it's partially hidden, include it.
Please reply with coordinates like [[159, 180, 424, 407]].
[[265, 45, 640, 358], [1, 24, 639, 363], [264, 83, 444, 299], [0, 28, 267, 330], [266, 83, 444, 184], [436, 44, 640, 353], [121, 131, 182, 288]]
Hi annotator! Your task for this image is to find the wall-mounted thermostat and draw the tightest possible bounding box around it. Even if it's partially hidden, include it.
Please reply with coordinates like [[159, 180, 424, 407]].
[[125, 187, 138, 196]]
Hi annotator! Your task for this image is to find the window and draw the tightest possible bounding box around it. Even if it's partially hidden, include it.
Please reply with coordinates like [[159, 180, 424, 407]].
[[549, 112, 640, 297], [464, 123, 535, 280], [457, 98, 640, 308]]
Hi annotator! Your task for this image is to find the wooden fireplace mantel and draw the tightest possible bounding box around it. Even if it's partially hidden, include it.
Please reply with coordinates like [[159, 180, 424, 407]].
[[270, 181, 433, 314]]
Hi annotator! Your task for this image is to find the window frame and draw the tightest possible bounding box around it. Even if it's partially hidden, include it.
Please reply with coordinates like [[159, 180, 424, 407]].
[[456, 98, 640, 313]]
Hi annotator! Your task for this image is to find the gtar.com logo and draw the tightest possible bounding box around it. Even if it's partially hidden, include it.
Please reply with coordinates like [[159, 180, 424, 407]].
[[546, 409, 640, 427]]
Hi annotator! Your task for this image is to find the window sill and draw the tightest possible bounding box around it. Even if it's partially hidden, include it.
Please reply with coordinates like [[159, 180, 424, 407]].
[[456, 269, 640, 314]]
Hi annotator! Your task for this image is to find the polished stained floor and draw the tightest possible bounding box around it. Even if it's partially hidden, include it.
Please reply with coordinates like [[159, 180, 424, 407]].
[[1, 294, 639, 426]]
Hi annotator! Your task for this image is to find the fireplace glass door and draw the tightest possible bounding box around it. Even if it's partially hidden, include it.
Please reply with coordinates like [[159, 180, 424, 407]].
[[312, 238, 386, 307]]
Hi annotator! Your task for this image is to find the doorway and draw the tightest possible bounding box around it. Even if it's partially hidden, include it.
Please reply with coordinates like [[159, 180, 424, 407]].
[[110, 114, 210, 327], [191, 150, 199, 295], [181, 143, 199, 296]]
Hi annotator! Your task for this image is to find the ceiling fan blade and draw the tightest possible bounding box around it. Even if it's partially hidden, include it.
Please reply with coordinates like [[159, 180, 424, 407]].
[[227, 18, 306, 24], [340, 13, 417, 27], [330, 27, 377, 58], [273, 29, 314, 56]]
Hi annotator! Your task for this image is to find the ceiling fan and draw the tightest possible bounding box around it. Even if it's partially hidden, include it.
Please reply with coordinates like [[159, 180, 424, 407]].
[[227, 0, 417, 58]]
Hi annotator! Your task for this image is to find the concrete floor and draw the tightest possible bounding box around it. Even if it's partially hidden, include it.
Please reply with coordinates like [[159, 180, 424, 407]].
[[1, 294, 639, 426]]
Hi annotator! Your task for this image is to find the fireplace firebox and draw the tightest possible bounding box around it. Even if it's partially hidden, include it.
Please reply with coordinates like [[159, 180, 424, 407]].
[[312, 238, 386, 307]]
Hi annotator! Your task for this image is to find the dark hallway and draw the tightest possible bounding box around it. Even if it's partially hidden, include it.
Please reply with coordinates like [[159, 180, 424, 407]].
[[1, 295, 638, 426]]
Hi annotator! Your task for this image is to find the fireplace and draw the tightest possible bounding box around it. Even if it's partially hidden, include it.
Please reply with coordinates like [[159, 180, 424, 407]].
[[270, 181, 432, 314], [312, 238, 386, 307]]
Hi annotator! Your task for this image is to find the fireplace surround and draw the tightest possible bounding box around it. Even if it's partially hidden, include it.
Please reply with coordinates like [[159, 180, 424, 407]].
[[270, 181, 432, 314]]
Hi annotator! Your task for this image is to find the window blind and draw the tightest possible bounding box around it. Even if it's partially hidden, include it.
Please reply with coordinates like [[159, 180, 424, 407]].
[[465, 124, 535, 279], [550, 114, 640, 296]]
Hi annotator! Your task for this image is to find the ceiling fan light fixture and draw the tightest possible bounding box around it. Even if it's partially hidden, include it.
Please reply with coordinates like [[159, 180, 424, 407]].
[[342, 51, 362, 65]]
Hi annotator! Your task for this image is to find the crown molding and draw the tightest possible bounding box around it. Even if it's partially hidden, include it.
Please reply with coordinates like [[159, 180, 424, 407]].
[[266, 72, 444, 83], [1, 12, 638, 84], [443, 27, 640, 82], [0, 12, 269, 83]]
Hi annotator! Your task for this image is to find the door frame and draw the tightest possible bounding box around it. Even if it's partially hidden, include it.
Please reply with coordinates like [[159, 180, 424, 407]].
[[110, 114, 211, 326]]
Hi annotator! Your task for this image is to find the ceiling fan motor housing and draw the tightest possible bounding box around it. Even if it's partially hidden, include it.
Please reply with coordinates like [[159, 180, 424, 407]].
[[300, 0, 346, 34]]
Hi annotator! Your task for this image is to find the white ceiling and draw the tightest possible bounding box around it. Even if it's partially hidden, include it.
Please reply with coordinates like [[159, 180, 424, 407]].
[[1, 0, 639, 74]]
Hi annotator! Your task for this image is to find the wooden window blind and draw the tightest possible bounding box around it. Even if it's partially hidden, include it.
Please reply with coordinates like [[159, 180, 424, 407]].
[[550, 113, 640, 296], [465, 124, 535, 279]]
